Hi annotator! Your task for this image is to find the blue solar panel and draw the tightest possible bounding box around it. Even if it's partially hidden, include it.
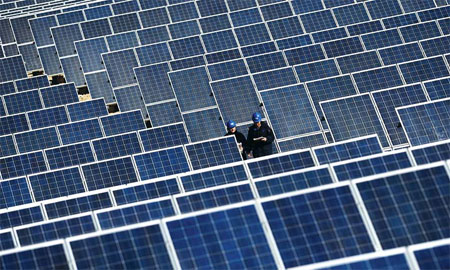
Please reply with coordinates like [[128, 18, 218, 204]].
[[14, 127, 60, 153], [253, 67, 298, 91], [82, 18, 112, 38], [169, 36, 204, 59], [276, 33, 312, 50], [85, 71, 115, 104], [84, 5, 112, 20], [323, 37, 364, 58], [168, 2, 199, 22], [400, 21, 441, 43], [58, 118, 103, 145], [261, 84, 320, 138], [227, 0, 256, 11], [97, 198, 175, 229], [418, 6, 450, 21], [246, 52, 286, 73], [67, 99, 108, 122], [75, 38, 108, 73], [372, 84, 428, 146], [44, 191, 112, 219], [93, 132, 142, 161], [333, 3, 369, 26], [255, 166, 334, 197], [29, 16, 58, 47], [45, 142, 95, 170], [40, 83, 79, 107], [294, 59, 340, 82], [0, 151, 47, 180], [197, 0, 228, 17], [0, 177, 32, 209], [366, 0, 403, 19], [300, 10, 336, 32], [60, 57, 85, 87], [38, 46, 63, 75], [146, 101, 183, 127], [70, 223, 173, 269], [337, 51, 382, 74], [379, 43, 424, 66], [357, 165, 449, 249], [134, 146, 190, 180], [114, 85, 147, 117], [57, 10, 84, 25], [102, 49, 138, 88], [138, 123, 188, 152], [414, 244, 450, 269], [401, 56, 450, 84], [230, 8, 262, 27], [3, 90, 42, 115], [0, 56, 27, 83], [397, 98, 450, 146], [278, 133, 326, 152], [267, 16, 303, 40], [291, 0, 323, 14], [411, 140, 450, 164], [382, 13, 419, 29], [353, 66, 403, 93], [199, 14, 231, 33], [51, 24, 83, 57], [241, 41, 277, 57], [0, 135, 16, 158], [0, 231, 15, 251], [0, 206, 44, 229], [235, 23, 271, 46], [16, 214, 96, 246], [248, 150, 315, 178], [171, 55, 206, 70], [100, 110, 146, 136], [0, 82, 15, 96], [399, 0, 436, 12], [168, 204, 277, 269], [134, 63, 175, 104], [211, 75, 262, 124], [312, 27, 348, 43], [421, 35, 450, 57], [113, 178, 180, 205], [26, 106, 67, 130], [0, 114, 29, 136], [324, 253, 409, 270], [424, 77, 450, 100], [348, 20, 384, 36], [202, 30, 238, 53], [439, 18, 450, 34], [284, 44, 325, 65], [0, 242, 70, 269], [139, 7, 170, 28], [15, 76, 49, 92], [19, 44, 43, 72], [137, 26, 170, 45], [262, 185, 374, 268], [112, 0, 139, 14], [135, 43, 171, 65], [169, 20, 200, 39]]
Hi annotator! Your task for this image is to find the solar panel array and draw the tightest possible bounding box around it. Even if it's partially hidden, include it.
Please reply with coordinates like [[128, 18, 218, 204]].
[[1, 0, 450, 268]]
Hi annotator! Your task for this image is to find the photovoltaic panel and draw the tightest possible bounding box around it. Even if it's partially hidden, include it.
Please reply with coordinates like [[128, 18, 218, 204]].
[[253, 67, 298, 91], [45, 142, 95, 170], [333, 3, 370, 26], [114, 85, 147, 117], [294, 59, 340, 82], [399, 0, 436, 13], [81, 18, 112, 38], [400, 57, 450, 84], [146, 101, 183, 127], [322, 253, 409, 270], [400, 21, 441, 43], [0, 231, 15, 251], [199, 14, 231, 33], [365, 0, 403, 19], [51, 24, 83, 57], [0, 82, 15, 96], [171, 54, 206, 71], [414, 244, 450, 269], [168, 2, 199, 22], [85, 71, 115, 103], [411, 140, 450, 164], [247, 150, 315, 178], [167, 204, 277, 269], [137, 26, 171, 45], [69, 223, 173, 269], [38, 46, 63, 75], [84, 5, 112, 20], [134, 63, 175, 104], [197, 0, 227, 17], [418, 6, 450, 21], [75, 38, 108, 73], [241, 41, 277, 57], [312, 27, 348, 43], [211, 75, 262, 124], [139, 0, 166, 10], [3, 90, 43, 115], [16, 214, 96, 246], [0, 206, 44, 229], [0, 177, 32, 209], [322, 37, 364, 58], [353, 66, 403, 93], [284, 44, 325, 66], [0, 151, 47, 180], [0, 113, 29, 136], [276, 33, 312, 50], [420, 35, 450, 57], [397, 98, 450, 146], [356, 164, 450, 249], [139, 8, 170, 28], [169, 36, 204, 59], [439, 18, 450, 34], [18, 43, 43, 72], [96, 198, 175, 229], [67, 99, 108, 122], [44, 191, 112, 219], [14, 76, 49, 92], [379, 43, 424, 66], [29, 16, 58, 47], [361, 29, 403, 50], [333, 151, 413, 181], [234, 23, 271, 46], [262, 185, 374, 268], [92, 132, 142, 161], [112, 0, 139, 15], [169, 20, 200, 39], [424, 77, 450, 100], [0, 99, 5, 117], [112, 178, 180, 205], [208, 59, 248, 81], [14, 127, 60, 153], [27, 106, 69, 130], [0, 242, 70, 269], [10, 16, 34, 44], [40, 83, 79, 107], [336, 51, 382, 74], [278, 133, 326, 152], [135, 43, 171, 65], [102, 49, 138, 88], [290, 0, 323, 14], [382, 13, 419, 29], [57, 10, 84, 25], [261, 84, 320, 138], [229, 8, 262, 27], [134, 146, 190, 180], [0, 135, 16, 157], [138, 123, 188, 152], [300, 10, 336, 32], [100, 110, 146, 136], [58, 119, 103, 145], [372, 84, 428, 146], [60, 56, 86, 87], [246, 52, 286, 73], [255, 166, 334, 197]]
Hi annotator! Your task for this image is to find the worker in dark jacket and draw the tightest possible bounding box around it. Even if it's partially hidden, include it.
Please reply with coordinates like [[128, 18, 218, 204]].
[[247, 112, 274, 158], [225, 120, 248, 160]]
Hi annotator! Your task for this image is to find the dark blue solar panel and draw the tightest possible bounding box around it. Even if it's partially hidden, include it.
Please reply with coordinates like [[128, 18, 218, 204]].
[[110, 13, 140, 34], [294, 59, 340, 82], [107, 32, 139, 52], [0, 56, 27, 82], [82, 157, 138, 191], [168, 2, 199, 22], [229, 8, 262, 27], [169, 36, 205, 59], [67, 99, 108, 122], [397, 98, 450, 146], [379, 43, 424, 65], [102, 49, 138, 88], [383, 13, 419, 29], [57, 10, 84, 25], [325, 253, 409, 270], [182, 108, 225, 142], [418, 6, 450, 21], [0, 99, 6, 117], [357, 165, 449, 249], [284, 44, 325, 65], [267, 16, 303, 40], [4, 90, 42, 115], [0, 135, 16, 158], [202, 30, 238, 53], [337, 51, 382, 74], [85, 71, 115, 104], [97, 199, 175, 229], [170, 55, 206, 71], [323, 37, 364, 58], [38, 46, 63, 76], [261, 84, 320, 138], [0, 82, 15, 96], [412, 141, 450, 164], [263, 186, 374, 268], [40, 83, 79, 107], [70, 223, 172, 269], [247, 52, 286, 73], [300, 10, 336, 32], [235, 23, 271, 46], [15, 76, 49, 92], [58, 119, 103, 145], [372, 84, 428, 146], [333, 3, 370, 26], [84, 5, 112, 20], [16, 45, 40, 72], [0, 113, 29, 136], [208, 59, 248, 81], [291, 0, 323, 14], [168, 204, 277, 269], [253, 67, 298, 91], [0, 231, 15, 251], [0, 206, 44, 229], [113, 178, 180, 205], [0, 177, 31, 208], [139, 123, 188, 152], [256, 166, 333, 197], [241, 41, 277, 57], [112, 0, 139, 14], [199, 14, 231, 33], [248, 150, 315, 178], [227, 0, 256, 11], [134, 63, 174, 104], [366, 0, 403, 19], [51, 24, 83, 57], [16, 214, 96, 246], [27, 106, 68, 130], [421, 35, 450, 57], [276, 34, 312, 50], [138, 26, 170, 45], [139, 8, 170, 28], [399, 0, 435, 12], [45, 142, 95, 170], [135, 43, 171, 65], [400, 56, 449, 85], [414, 244, 450, 269], [100, 110, 146, 136], [60, 57, 86, 87], [146, 101, 183, 127], [44, 192, 112, 219], [323, 0, 353, 8], [169, 20, 200, 39], [15, 127, 60, 153], [0, 151, 47, 180], [114, 86, 147, 117], [93, 132, 142, 161], [260, 2, 293, 20], [347, 21, 382, 36], [278, 133, 326, 151], [322, 95, 390, 147], [439, 18, 450, 34], [312, 27, 348, 43], [29, 16, 58, 47], [400, 21, 441, 43], [0, 243, 70, 269], [353, 66, 403, 93]]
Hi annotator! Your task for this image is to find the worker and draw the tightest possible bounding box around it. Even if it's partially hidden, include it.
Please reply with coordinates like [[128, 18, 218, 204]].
[[247, 112, 274, 158], [225, 120, 249, 160]]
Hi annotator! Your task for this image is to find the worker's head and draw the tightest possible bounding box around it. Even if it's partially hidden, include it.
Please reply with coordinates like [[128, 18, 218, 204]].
[[226, 120, 237, 133], [252, 112, 262, 127]]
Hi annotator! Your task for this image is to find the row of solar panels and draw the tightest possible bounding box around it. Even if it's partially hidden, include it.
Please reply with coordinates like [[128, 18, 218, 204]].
[[0, 160, 448, 269], [0, 0, 108, 17]]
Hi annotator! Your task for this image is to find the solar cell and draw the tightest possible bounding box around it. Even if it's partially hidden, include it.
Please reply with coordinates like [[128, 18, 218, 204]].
[[0, 230, 15, 251], [69, 222, 173, 269], [102, 49, 139, 88], [400, 21, 441, 43], [260, 2, 293, 20], [2, 44, 18, 57], [60, 56, 85, 87], [38, 46, 63, 75], [241, 41, 277, 57], [0, 56, 27, 83], [85, 71, 115, 103], [321, 252, 410, 269], [51, 24, 83, 57], [81, 18, 112, 38], [418, 6, 450, 21], [92, 131, 142, 161], [0, 205, 44, 229], [14, 127, 60, 153], [246, 52, 286, 73], [247, 149, 316, 178], [439, 18, 450, 34], [29, 16, 58, 47], [253, 67, 298, 91], [356, 164, 449, 249], [40, 83, 79, 107], [0, 241, 70, 269], [333, 3, 369, 26], [346, 19, 385, 36], [84, 5, 112, 20], [170, 55, 206, 70], [0, 135, 16, 158], [294, 59, 340, 82], [17, 44, 43, 72], [146, 101, 183, 127], [321, 94, 391, 147], [0, 177, 32, 209], [75, 38, 108, 73], [134, 64, 173, 103], [0, 82, 15, 96], [290, 0, 323, 14], [397, 98, 450, 146], [399, 0, 436, 12], [67, 99, 108, 122], [27, 106, 69, 130], [82, 156, 138, 191], [135, 43, 171, 65], [112, 0, 139, 15], [167, 203, 278, 269], [45, 142, 95, 170], [300, 9, 336, 32], [277, 133, 326, 152], [114, 85, 147, 117], [138, 123, 188, 151], [413, 243, 450, 269], [134, 146, 190, 180], [202, 30, 238, 53], [14, 76, 49, 92], [100, 110, 146, 136], [227, 0, 256, 11], [284, 44, 325, 66], [411, 140, 450, 164], [96, 198, 175, 229], [58, 118, 103, 145], [139, 7, 170, 28], [0, 113, 29, 136], [15, 214, 96, 246], [262, 185, 374, 268], [10, 16, 35, 44], [353, 66, 403, 93], [57, 10, 84, 25], [3, 90, 43, 115]]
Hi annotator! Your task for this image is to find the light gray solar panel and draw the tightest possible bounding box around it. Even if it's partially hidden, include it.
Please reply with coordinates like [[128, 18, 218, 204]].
[[146, 100, 183, 127], [182, 107, 224, 142]]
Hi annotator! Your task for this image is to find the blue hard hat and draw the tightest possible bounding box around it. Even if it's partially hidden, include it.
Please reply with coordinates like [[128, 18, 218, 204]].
[[252, 112, 262, 123], [226, 120, 236, 129]]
